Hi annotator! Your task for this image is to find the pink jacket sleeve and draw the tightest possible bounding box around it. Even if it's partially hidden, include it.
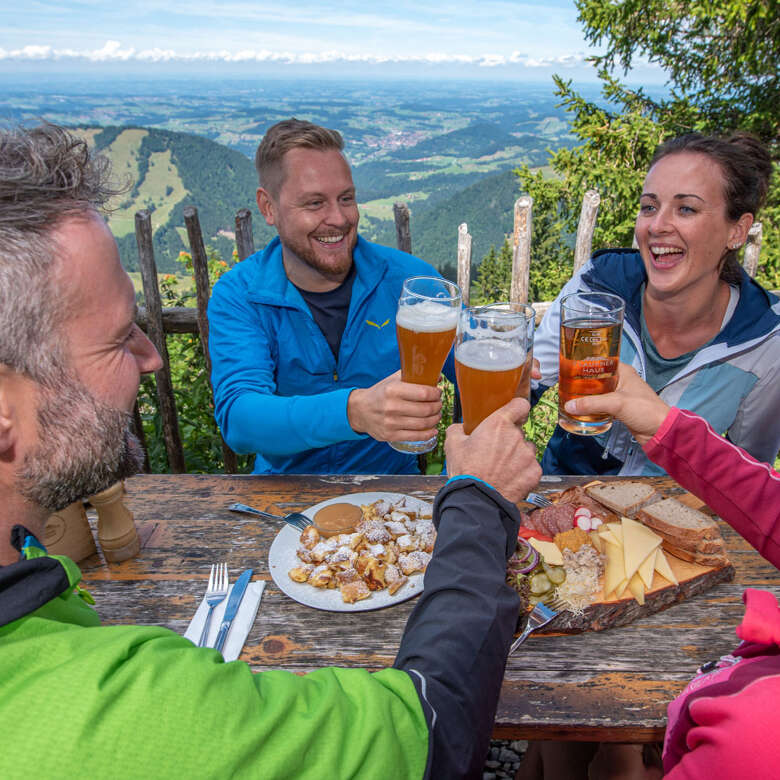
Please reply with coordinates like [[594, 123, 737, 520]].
[[643, 407, 780, 568], [662, 590, 780, 779], [664, 673, 780, 780]]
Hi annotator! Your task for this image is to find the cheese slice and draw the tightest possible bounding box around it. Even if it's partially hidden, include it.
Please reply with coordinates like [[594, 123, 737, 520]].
[[621, 517, 661, 581], [589, 530, 603, 553], [627, 572, 646, 605], [603, 542, 626, 597], [529, 538, 563, 567], [615, 577, 630, 598], [653, 548, 679, 585], [599, 523, 621, 546], [637, 549, 656, 589]]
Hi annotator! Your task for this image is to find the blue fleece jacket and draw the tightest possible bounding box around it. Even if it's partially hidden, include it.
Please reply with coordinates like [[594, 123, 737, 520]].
[[208, 235, 453, 474]]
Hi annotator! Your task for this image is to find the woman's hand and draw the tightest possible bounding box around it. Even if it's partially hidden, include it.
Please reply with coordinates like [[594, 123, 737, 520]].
[[563, 364, 671, 446]]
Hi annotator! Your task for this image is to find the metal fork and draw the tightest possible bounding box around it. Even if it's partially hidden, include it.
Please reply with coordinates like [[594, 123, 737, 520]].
[[509, 599, 561, 655], [227, 502, 312, 531], [525, 491, 553, 508], [198, 563, 229, 648]]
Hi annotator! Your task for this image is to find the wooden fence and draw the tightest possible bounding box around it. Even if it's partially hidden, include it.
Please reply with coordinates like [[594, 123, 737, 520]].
[[134, 197, 766, 473]]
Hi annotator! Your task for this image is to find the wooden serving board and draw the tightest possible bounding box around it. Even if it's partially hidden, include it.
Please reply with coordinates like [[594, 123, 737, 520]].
[[540, 555, 735, 633], [526, 487, 736, 633]]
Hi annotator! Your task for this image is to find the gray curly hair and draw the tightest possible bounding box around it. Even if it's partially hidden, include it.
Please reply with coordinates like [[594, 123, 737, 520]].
[[0, 123, 121, 384]]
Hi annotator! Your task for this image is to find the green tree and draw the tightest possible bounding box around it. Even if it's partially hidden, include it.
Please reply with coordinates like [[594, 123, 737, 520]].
[[579, 0, 780, 140], [513, 0, 779, 289]]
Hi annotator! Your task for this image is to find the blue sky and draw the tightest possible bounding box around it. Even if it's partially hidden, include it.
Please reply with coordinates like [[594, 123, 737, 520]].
[[0, 1, 665, 82]]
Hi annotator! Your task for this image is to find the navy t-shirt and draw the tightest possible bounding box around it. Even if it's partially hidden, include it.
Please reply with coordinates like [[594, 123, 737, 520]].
[[295, 263, 356, 360]]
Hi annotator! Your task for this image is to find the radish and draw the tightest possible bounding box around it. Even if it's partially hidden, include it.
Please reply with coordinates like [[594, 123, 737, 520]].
[[576, 515, 592, 531]]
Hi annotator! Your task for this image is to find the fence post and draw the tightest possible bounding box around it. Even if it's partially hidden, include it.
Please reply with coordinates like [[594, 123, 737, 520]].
[[457, 223, 472, 307], [393, 203, 412, 254], [134, 210, 186, 473], [511, 196, 532, 305], [184, 207, 239, 474], [743, 221, 763, 278], [573, 189, 600, 273], [234, 208, 255, 261]]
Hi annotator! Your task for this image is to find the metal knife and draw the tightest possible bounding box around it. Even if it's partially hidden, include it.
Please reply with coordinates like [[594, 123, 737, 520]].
[[213, 568, 253, 653]]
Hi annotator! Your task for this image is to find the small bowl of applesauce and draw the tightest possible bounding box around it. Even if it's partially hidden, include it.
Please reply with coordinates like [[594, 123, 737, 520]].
[[313, 502, 363, 538]]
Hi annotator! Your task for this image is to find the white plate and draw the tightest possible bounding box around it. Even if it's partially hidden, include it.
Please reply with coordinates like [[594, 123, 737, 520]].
[[268, 491, 433, 612]]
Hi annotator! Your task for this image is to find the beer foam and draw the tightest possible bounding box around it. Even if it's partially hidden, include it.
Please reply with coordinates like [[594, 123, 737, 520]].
[[455, 338, 526, 371], [396, 300, 459, 332]]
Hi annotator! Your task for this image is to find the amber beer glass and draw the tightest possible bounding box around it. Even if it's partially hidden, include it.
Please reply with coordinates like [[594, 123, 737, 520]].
[[558, 291, 625, 435], [455, 306, 528, 435], [476, 302, 536, 400], [390, 276, 461, 454]]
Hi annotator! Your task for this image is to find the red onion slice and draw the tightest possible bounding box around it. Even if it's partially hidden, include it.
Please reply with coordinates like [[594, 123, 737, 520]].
[[518, 545, 540, 574]]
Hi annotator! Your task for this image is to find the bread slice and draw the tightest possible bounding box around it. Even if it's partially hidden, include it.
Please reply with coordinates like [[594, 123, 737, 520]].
[[585, 481, 661, 518], [643, 527, 726, 555], [662, 540, 729, 568], [637, 498, 720, 544]]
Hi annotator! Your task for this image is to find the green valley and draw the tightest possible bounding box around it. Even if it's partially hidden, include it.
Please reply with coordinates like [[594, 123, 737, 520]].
[[6, 78, 580, 274]]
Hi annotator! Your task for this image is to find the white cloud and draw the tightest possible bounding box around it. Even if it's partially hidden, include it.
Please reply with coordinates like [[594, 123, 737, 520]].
[[90, 40, 136, 61], [0, 39, 590, 68]]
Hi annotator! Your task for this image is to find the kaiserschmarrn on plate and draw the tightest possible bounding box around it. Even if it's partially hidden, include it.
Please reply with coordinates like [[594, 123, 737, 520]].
[[288, 496, 435, 603]]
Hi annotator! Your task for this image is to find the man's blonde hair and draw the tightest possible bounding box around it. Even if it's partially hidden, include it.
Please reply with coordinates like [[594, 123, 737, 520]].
[[255, 118, 344, 197]]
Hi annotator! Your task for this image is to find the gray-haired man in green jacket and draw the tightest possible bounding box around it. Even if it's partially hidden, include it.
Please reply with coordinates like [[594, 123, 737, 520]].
[[0, 123, 542, 780]]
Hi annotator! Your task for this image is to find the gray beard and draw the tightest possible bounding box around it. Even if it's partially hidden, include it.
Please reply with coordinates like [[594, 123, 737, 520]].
[[16, 378, 144, 513]]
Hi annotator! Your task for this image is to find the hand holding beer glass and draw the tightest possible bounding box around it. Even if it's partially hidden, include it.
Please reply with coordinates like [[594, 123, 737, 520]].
[[390, 276, 461, 454], [455, 306, 529, 435], [557, 291, 625, 435]]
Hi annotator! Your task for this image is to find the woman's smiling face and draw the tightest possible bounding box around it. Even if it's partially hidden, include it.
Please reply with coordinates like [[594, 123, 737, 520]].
[[635, 151, 749, 298]]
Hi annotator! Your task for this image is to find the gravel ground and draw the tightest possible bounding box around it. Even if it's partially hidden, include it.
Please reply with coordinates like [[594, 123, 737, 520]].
[[483, 739, 526, 779]]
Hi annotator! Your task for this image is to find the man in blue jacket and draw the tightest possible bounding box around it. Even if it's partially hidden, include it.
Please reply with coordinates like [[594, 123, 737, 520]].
[[208, 118, 452, 474]]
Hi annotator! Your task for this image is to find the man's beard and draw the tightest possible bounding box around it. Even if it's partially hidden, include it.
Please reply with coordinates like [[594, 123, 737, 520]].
[[283, 229, 357, 280], [16, 378, 144, 514]]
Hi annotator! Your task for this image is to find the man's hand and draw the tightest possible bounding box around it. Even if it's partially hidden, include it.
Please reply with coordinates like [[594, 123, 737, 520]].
[[347, 370, 442, 443], [563, 363, 671, 446], [445, 398, 541, 504]]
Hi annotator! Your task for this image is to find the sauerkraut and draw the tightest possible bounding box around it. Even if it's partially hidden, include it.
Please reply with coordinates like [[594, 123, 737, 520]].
[[556, 545, 603, 613]]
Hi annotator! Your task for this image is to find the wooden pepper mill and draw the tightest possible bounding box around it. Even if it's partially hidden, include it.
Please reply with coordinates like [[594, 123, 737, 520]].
[[44, 500, 98, 563], [90, 481, 140, 562]]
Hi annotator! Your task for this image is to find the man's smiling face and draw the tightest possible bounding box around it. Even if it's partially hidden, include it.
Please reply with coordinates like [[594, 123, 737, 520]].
[[259, 147, 359, 289]]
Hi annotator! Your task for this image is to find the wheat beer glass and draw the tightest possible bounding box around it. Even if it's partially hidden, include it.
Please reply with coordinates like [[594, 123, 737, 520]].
[[557, 291, 625, 435], [455, 306, 528, 435], [475, 302, 536, 400], [390, 276, 461, 454]]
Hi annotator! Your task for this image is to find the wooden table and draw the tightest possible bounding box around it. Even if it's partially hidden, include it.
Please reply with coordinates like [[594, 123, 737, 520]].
[[80, 473, 778, 743]]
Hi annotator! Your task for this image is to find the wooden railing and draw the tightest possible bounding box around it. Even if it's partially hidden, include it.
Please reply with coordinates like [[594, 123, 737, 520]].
[[134, 197, 767, 473]]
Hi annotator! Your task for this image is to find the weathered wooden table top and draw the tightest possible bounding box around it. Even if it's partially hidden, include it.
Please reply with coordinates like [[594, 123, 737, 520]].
[[79, 473, 779, 743]]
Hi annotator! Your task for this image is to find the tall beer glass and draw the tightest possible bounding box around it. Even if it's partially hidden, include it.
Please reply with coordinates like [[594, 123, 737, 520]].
[[476, 302, 536, 400], [455, 306, 528, 435], [390, 276, 461, 454], [557, 291, 625, 436]]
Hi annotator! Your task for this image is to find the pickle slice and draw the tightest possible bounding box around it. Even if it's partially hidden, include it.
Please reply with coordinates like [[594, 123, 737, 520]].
[[529, 573, 552, 595]]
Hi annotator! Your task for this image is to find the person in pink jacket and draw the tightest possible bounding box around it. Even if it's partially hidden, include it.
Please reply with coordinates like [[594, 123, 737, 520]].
[[564, 364, 780, 780]]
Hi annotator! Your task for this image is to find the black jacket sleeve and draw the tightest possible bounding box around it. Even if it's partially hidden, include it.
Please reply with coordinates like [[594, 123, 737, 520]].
[[393, 478, 522, 779]]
